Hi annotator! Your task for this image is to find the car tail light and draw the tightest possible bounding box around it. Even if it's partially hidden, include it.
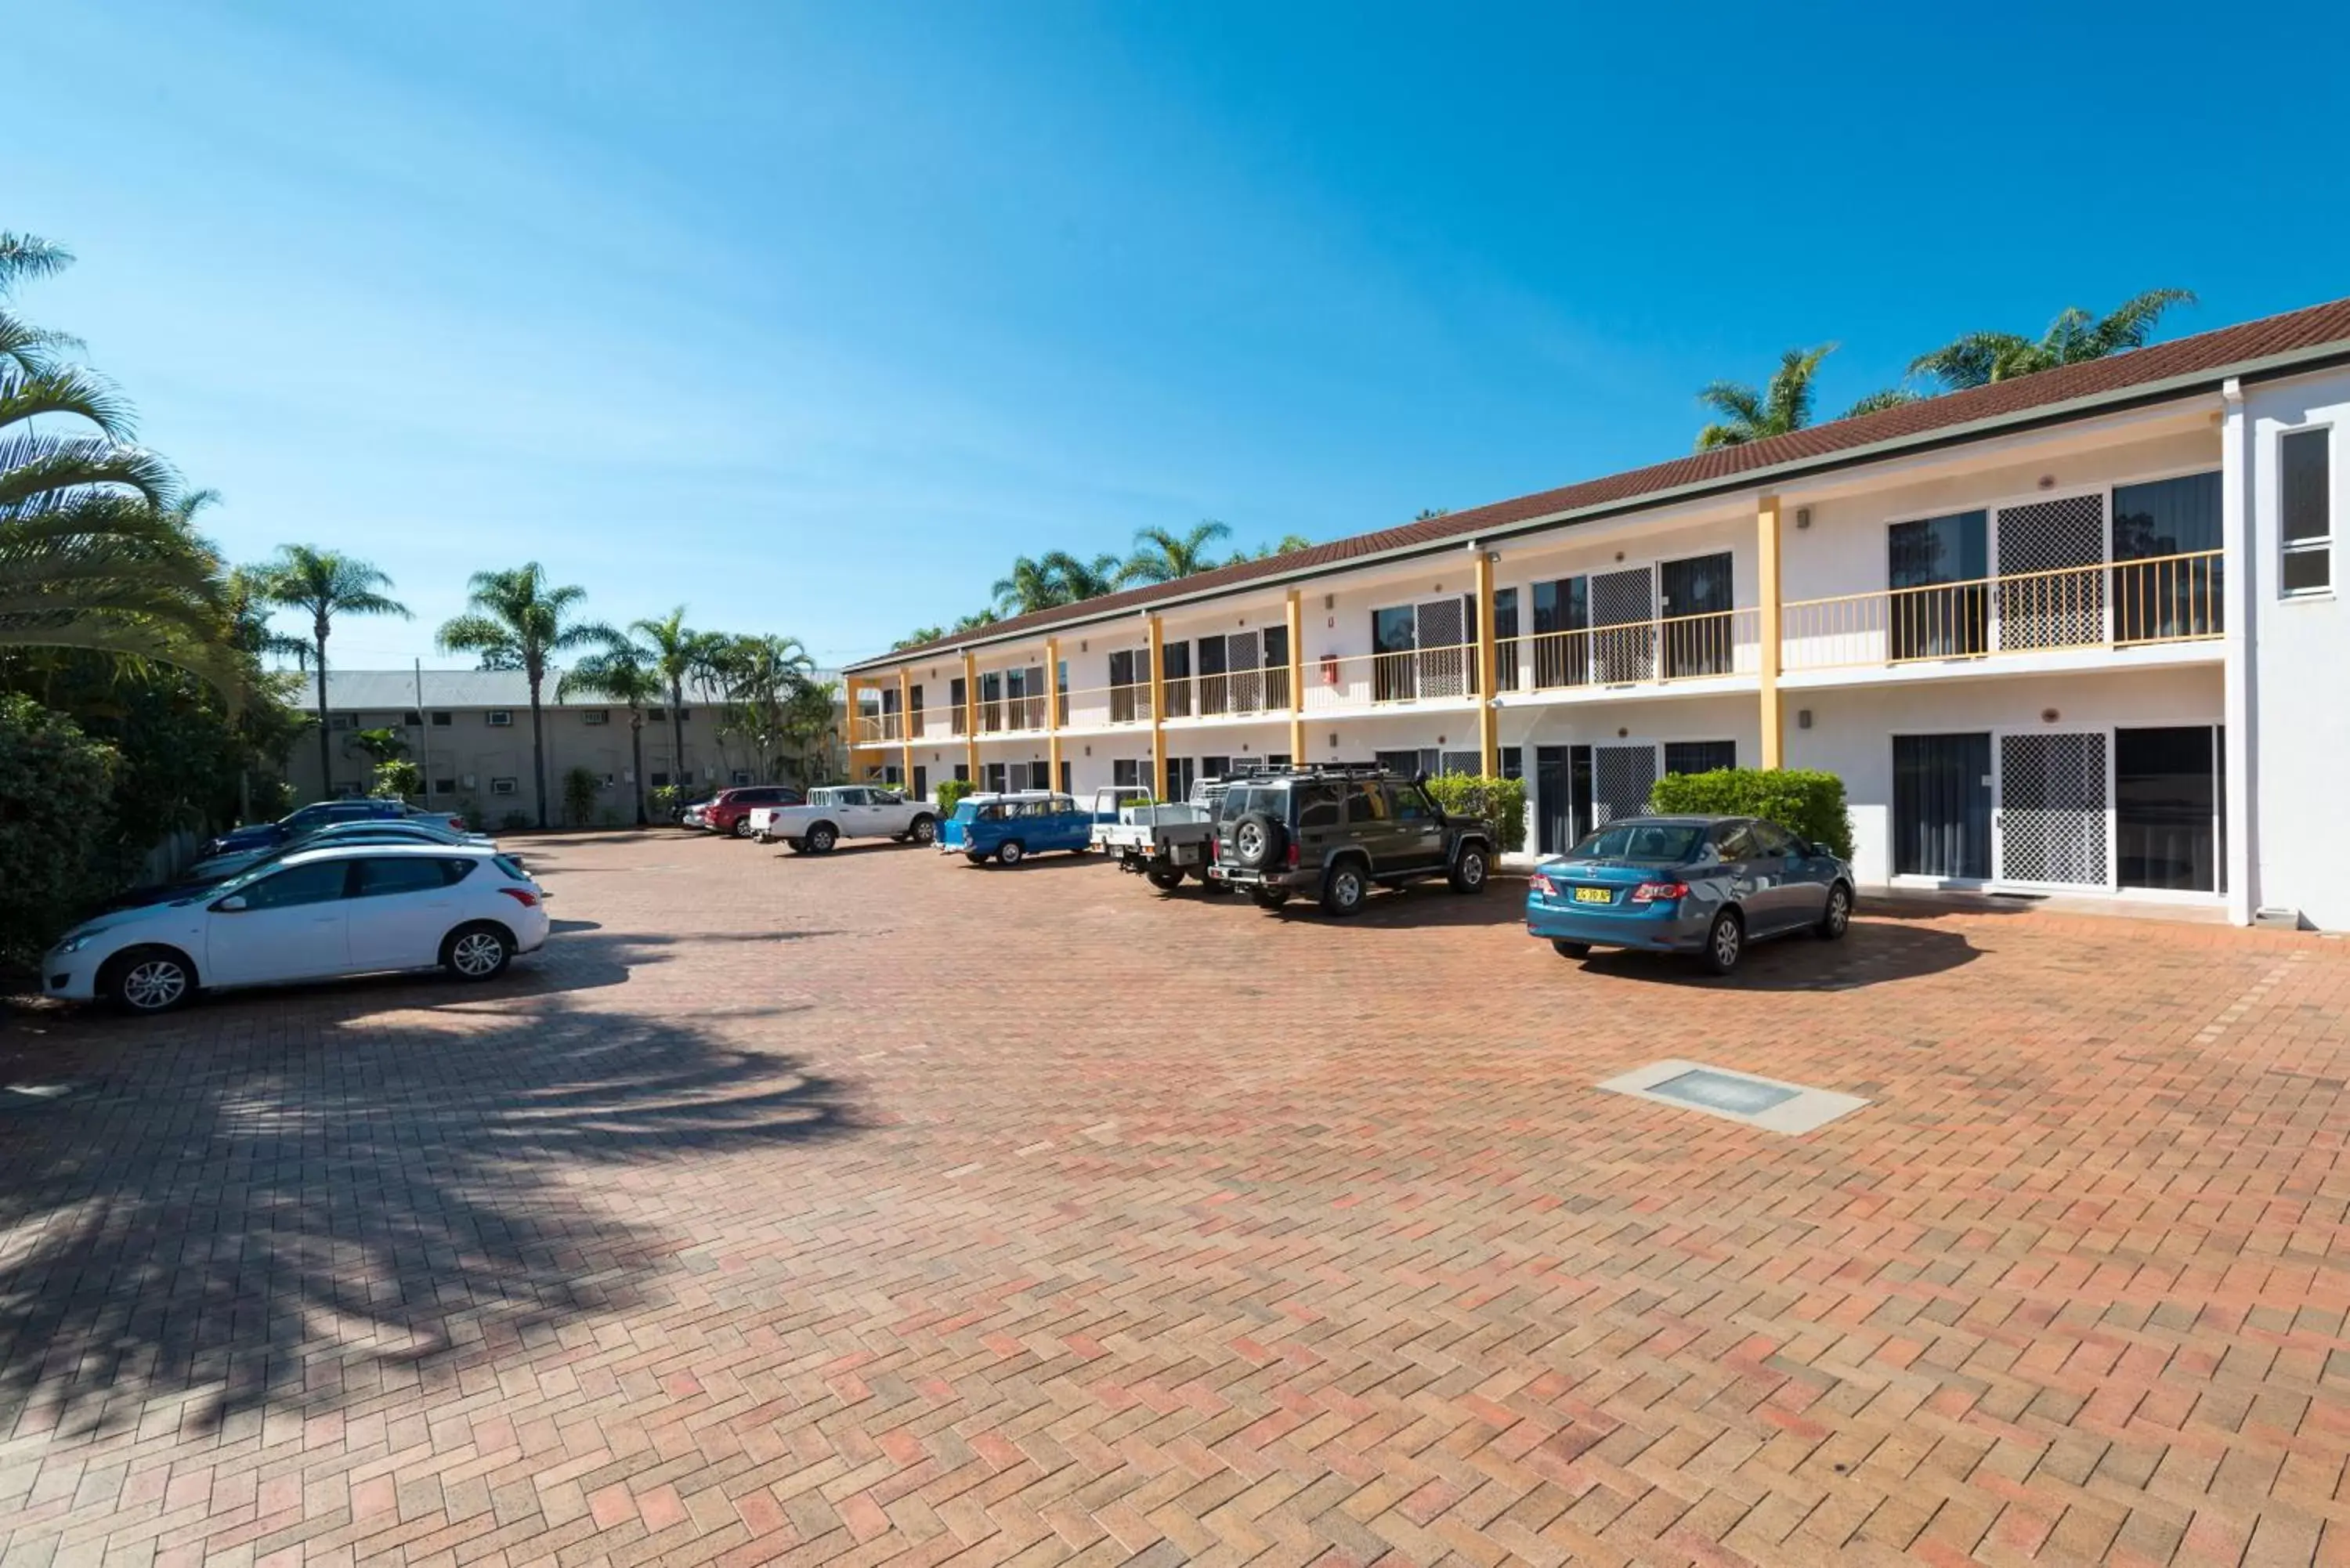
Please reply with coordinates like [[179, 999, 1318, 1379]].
[[1629, 881, 1688, 903], [449, 816, 466, 831], [1530, 873, 1555, 896], [498, 887, 540, 908], [1285, 842, 1300, 868]]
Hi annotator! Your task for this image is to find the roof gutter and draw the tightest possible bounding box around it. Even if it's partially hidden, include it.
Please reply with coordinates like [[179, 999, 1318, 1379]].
[[846, 334, 2350, 673]]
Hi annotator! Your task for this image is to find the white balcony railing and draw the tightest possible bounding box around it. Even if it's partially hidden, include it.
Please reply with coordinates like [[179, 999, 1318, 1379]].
[[1781, 551, 2222, 673]]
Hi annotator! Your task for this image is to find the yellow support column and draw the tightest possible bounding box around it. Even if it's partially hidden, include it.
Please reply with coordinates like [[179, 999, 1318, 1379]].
[[1146, 614, 1167, 798], [1473, 551, 1499, 777], [1285, 590, 1305, 764], [1758, 494, 1784, 769], [843, 674, 862, 754], [1044, 637, 1062, 790], [896, 667, 913, 786], [961, 650, 980, 784]]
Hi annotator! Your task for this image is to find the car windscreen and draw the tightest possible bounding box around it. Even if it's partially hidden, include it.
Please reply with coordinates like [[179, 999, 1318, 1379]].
[[1566, 823, 1706, 863], [951, 802, 980, 822], [1218, 786, 1274, 821]]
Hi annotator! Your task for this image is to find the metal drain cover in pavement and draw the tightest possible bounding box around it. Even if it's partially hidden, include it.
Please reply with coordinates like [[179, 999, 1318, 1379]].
[[1598, 1059, 1867, 1134]]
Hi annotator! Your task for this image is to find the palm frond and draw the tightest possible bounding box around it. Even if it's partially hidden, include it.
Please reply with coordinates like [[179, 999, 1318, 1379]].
[[0, 363, 137, 441], [2087, 287, 2196, 356], [1694, 381, 1766, 428], [1907, 331, 2037, 392], [1694, 422, 1750, 451], [0, 233, 74, 296], [0, 432, 181, 511], [1840, 388, 1923, 418]]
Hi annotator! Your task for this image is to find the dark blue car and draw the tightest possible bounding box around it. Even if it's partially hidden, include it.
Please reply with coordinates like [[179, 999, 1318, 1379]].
[[201, 799, 413, 858], [1524, 815, 1853, 974]]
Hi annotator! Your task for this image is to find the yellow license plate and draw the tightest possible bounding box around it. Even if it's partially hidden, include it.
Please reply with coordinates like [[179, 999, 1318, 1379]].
[[1572, 886, 1613, 904]]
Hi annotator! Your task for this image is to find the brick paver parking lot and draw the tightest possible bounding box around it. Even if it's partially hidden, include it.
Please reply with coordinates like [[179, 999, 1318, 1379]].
[[4, 830, 2348, 1566]]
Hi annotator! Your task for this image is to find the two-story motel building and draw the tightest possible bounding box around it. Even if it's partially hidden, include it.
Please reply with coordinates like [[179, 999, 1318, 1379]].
[[841, 297, 2350, 930]]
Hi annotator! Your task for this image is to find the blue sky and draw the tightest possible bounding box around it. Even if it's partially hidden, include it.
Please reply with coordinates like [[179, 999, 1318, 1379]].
[[15, 1, 2349, 669]]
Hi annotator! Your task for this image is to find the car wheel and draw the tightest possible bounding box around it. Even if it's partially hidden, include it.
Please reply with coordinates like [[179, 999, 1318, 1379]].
[[754, 832, 773, 844], [807, 822, 837, 853], [910, 815, 937, 845], [104, 946, 195, 1014], [997, 840, 1025, 866], [1448, 845, 1490, 894], [784, 838, 806, 854], [1817, 883, 1853, 940], [1320, 860, 1368, 917], [732, 818, 755, 839], [1551, 940, 1591, 959], [1249, 887, 1287, 910], [964, 851, 987, 865], [1145, 865, 1185, 891], [1702, 910, 1744, 976], [443, 923, 514, 981]]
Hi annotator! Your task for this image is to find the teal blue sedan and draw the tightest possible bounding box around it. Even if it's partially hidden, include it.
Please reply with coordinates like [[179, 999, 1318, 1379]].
[[1525, 815, 1853, 974], [949, 792, 1096, 865]]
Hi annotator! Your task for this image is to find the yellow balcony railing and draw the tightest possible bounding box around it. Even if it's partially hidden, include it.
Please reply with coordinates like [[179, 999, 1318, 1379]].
[[1161, 670, 1292, 720], [1303, 643, 1483, 714], [1781, 550, 2222, 673]]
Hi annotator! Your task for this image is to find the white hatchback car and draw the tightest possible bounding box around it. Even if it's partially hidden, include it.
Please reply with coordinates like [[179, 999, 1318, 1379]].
[[42, 844, 552, 1014]]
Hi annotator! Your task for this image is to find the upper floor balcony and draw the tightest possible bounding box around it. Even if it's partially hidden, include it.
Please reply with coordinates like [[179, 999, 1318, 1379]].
[[1781, 549, 2221, 681], [848, 550, 2226, 746]]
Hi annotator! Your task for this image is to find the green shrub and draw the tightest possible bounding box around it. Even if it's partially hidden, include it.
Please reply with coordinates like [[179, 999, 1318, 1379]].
[[935, 777, 975, 817], [0, 696, 121, 967], [562, 765, 600, 826], [500, 809, 532, 832], [1424, 774, 1528, 853], [649, 783, 682, 821], [1647, 767, 1853, 858], [371, 760, 421, 800]]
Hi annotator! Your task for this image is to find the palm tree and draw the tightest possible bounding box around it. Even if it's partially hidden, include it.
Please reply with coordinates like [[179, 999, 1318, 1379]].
[[1119, 520, 1233, 586], [2, 231, 242, 691], [436, 563, 605, 828], [711, 633, 817, 780], [631, 606, 728, 799], [950, 609, 1000, 634], [1039, 551, 1123, 602], [252, 545, 409, 796], [1227, 533, 1313, 565], [894, 625, 945, 650], [992, 555, 1072, 616], [560, 632, 663, 826], [1910, 289, 2196, 392], [1842, 388, 1922, 417], [1695, 345, 1836, 450]]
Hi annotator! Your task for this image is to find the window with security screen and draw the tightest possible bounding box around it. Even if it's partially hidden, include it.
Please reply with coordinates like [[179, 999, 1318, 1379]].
[[2283, 428, 2332, 595]]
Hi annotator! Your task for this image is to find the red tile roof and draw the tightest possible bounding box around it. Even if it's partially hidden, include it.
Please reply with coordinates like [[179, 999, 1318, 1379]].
[[855, 294, 2350, 670]]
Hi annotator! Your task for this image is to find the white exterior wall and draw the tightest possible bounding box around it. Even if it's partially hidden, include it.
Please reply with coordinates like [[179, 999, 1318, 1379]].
[[2242, 369, 2350, 929]]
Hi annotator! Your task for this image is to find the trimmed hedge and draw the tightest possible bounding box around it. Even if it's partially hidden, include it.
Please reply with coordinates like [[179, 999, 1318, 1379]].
[[934, 777, 975, 817], [1647, 767, 1853, 859], [0, 695, 121, 968], [1424, 774, 1528, 854]]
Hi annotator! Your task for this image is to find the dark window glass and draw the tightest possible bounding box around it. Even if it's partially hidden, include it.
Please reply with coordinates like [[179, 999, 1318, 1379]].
[[1746, 821, 1797, 858], [1112, 759, 1139, 788], [1296, 785, 1343, 828], [1711, 822, 1758, 859], [1492, 587, 1519, 691], [1664, 740, 1737, 776], [2113, 471, 2225, 639], [1888, 510, 1989, 657], [1345, 784, 1388, 823], [1530, 577, 1589, 687], [354, 857, 460, 897], [1499, 746, 1523, 781], [1390, 785, 1433, 821], [240, 860, 350, 909], [1201, 754, 1231, 779], [2283, 429, 2331, 544], [2281, 547, 2330, 594]]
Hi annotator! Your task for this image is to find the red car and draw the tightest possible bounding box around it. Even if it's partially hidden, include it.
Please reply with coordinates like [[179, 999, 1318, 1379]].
[[687, 785, 804, 838]]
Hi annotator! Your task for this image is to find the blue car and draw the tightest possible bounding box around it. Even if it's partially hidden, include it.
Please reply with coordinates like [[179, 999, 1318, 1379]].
[[202, 798, 415, 858], [1525, 815, 1853, 974], [950, 791, 1096, 865]]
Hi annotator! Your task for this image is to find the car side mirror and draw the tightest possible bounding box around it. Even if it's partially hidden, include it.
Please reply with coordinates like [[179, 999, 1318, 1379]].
[[214, 894, 248, 912]]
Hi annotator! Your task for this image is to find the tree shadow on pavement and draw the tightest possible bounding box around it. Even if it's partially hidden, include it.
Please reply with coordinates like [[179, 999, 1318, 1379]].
[[0, 929, 858, 1439]]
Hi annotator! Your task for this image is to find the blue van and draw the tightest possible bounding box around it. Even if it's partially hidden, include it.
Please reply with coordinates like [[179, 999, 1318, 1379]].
[[953, 792, 1095, 865]]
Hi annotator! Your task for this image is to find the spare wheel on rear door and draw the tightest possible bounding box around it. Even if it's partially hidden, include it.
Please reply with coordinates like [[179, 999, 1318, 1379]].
[[1230, 810, 1286, 871]]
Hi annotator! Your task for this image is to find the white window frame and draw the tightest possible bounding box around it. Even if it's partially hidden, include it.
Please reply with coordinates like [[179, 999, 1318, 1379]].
[[581, 708, 609, 725], [490, 776, 519, 796], [2279, 424, 2334, 599], [486, 710, 514, 727]]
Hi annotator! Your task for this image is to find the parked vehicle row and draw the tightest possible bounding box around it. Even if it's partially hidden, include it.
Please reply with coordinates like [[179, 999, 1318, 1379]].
[[683, 785, 803, 836], [750, 786, 937, 852], [45, 843, 551, 1014], [201, 797, 468, 860]]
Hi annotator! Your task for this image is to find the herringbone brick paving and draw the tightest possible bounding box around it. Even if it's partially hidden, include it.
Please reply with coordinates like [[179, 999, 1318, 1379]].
[[2, 830, 2347, 1566]]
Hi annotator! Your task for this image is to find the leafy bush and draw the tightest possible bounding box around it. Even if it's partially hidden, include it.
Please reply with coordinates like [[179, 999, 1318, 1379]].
[[562, 765, 600, 826], [1648, 767, 1854, 858], [370, 760, 421, 800], [500, 809, 532, 832], [1424, 774, 1528, 853], [649, 783, 682, 821], [935, 777, 975, 817], [0, 696, 121, 967]]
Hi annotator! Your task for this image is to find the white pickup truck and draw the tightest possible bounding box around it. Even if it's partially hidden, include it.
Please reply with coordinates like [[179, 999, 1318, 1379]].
[[1090, 780, 1228, 890], [749, 786, 938, 853]]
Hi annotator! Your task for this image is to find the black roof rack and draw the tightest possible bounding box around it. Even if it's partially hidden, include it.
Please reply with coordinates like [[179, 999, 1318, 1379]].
[[1221, 760, 1405, 782]]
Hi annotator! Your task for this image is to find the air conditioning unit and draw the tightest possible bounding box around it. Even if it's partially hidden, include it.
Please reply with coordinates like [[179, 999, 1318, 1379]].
[[486, 710, 513, 727]]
